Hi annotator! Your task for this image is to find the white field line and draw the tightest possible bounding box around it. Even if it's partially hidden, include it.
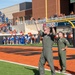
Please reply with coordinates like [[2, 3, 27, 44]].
[[0, 59, 72, 75]]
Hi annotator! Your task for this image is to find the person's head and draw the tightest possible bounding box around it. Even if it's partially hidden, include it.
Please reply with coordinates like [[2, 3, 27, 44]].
[[70, 11, 74, 15], [58, 31, 64, 38], [43, 26, 50, 34]]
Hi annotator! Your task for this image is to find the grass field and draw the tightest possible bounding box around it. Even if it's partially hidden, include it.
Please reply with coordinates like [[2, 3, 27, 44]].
[[0, 61, 64, 75], [0, 43, 73, 47]]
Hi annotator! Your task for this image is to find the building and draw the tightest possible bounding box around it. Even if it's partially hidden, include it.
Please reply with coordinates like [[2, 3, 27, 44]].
[[32, 0, 75, 19], [12, 2, 32, 24], [0, 2, 32, 24], [0, 0, 75, 23], [0, 0, 75, 34], [0, 4, 20, 20]]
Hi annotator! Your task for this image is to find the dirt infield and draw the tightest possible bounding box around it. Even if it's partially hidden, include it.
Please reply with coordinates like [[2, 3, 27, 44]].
[[0, 46, 75, 75]]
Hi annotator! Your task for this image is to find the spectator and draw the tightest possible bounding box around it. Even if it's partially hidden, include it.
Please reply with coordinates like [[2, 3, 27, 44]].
[[15, 35, 19, 44], [31, 35, 35, 44], [67, 32, 73, 45], [53, 13, 58, 18], [6, 36, 10, 44], [10, 36, 14, 45], [34, 34, 39, 43], [2, 36, 6, 44], [64, 33, 67, 39], [13, 29, 17, 34], [70, 11, 74, 15], [25, 34, 31, 44], [19, 35, 25, 44]]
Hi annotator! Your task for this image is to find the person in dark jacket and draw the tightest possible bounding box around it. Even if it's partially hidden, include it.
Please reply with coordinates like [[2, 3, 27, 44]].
[[36, 24, 56, 75]]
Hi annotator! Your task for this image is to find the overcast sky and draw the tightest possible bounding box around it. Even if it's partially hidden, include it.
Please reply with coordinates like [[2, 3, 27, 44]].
[[0, 0, 32, 9]]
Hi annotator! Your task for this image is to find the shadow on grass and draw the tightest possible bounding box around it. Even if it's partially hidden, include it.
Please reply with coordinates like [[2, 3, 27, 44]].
[[24, 67, 39, 75]]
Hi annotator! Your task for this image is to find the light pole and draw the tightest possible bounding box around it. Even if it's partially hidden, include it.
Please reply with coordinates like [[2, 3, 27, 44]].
[[45, 0, 48, 22]]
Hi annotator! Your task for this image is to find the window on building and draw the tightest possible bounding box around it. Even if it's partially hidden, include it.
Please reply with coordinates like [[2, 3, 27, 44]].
[[19, 17, 23, 21]]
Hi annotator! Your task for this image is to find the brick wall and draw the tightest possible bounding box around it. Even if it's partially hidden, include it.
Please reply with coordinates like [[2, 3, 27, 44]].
[[32, 0, 60, 19], [32, 0, 45, 19], [12, 9, 32, 24]]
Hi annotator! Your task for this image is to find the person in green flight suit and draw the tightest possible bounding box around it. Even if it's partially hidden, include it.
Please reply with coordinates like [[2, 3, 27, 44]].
[[57, 31, 70, 73], [36, 24, 56, 75]]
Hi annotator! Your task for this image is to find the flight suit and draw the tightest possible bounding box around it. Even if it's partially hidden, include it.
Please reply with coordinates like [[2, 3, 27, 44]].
[[57, 38, 69, 71], [39, 30, 56, 75]]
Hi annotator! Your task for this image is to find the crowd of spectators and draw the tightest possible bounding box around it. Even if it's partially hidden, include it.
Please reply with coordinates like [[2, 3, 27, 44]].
[[0, 23, 17, 34], [2, 33, 41, 45], [2, 31, 73, 45], [0, 11, 74, 45], [51, 11, 75, 18]]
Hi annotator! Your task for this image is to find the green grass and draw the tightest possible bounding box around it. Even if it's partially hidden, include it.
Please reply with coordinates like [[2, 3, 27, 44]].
[[0, 43, 73, 48], [0, 43, 43, 47], [0, 61, 64, 75]]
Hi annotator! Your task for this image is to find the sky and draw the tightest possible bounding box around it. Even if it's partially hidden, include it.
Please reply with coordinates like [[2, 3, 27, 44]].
[[0, 0, 32, 9]]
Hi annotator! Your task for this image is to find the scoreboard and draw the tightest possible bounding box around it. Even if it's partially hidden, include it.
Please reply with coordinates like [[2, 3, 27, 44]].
[[70, 0, 75, 3]]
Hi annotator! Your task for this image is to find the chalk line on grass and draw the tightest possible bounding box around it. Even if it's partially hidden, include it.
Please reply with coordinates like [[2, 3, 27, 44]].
[[0, 59, 72, 75]]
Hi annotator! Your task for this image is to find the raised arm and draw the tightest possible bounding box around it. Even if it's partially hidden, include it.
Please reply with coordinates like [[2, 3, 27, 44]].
[[36, 23, 44, 37], [35, 21, 40, 31], [36, 23, 40, 31], [52, 27, 56, 35]]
